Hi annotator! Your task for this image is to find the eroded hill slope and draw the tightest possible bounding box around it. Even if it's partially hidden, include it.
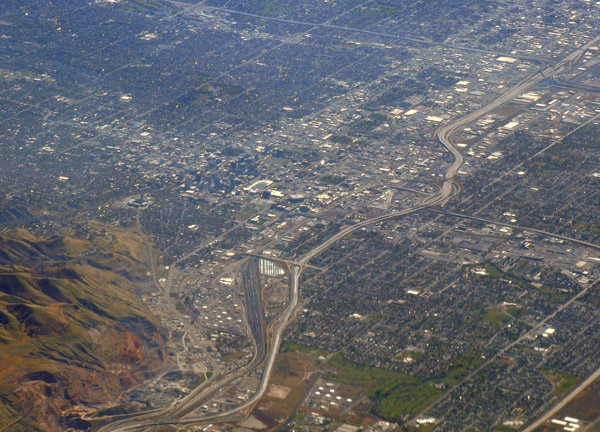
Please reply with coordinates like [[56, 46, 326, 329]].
[[0, 223, 166, 431]]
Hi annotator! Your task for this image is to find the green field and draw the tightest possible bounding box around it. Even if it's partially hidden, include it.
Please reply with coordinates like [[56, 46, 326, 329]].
[[280, 341, 330, 357], [542, 368, 581, 395], [357, 3, 399, 18], [247, 1, 292, 17], [326, 354, 443, 420], [438, 348, 485, 386], [482, 306, 511, 328]]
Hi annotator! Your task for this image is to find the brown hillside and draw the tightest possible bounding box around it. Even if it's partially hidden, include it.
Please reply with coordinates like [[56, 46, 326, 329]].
[[0, 223, 166, 432]]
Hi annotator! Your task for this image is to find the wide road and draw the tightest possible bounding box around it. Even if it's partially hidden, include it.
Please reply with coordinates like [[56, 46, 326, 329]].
[[208, 32, 600, 427], [99, 264, 301, 432], [299, 203, 434, 265], [241, 259, 267, 363], [521, 366, 600, 432], [233, 33, 600, 426], [434, 210, 600, 252], [101, 32, 600, 432], [173, 2, 550, 64], [214, 264, 301, 419]]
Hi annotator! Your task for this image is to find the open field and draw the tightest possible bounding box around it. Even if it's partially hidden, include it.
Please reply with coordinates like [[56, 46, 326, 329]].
[[239, 352, 319, 430]]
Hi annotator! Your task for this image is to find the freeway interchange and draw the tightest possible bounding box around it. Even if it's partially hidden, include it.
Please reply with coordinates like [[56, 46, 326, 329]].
[[98, 35, 600, 432]]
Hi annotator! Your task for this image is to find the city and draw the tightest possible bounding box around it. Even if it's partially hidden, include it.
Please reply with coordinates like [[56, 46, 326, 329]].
[[0, 0, 600, 431]]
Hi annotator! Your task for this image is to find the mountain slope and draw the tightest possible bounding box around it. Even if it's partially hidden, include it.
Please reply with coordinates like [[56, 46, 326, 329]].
[[0, 223, 166, 431]]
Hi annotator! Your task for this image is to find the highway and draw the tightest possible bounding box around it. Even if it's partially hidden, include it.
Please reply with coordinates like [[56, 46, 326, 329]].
[[98, 263, 300, 432], [545, 77, 600, 94], [99, 33, 600, 432], [191, 263, 302, 423], [241, 259, 267, 363], [432, 209, 600, 252], [105, 265, 301, 431], [411, 279, 597, 428], [521, 364, 600, 432], [211, 263, 302, 420], [224, 33, 600, 427], [298, 203, 433, 265], [171, 2, 551, 64]]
